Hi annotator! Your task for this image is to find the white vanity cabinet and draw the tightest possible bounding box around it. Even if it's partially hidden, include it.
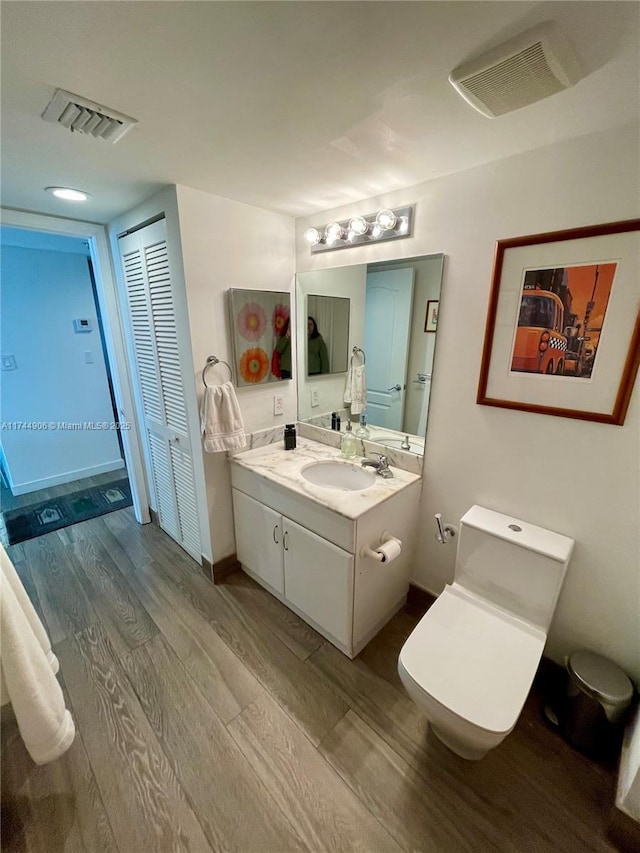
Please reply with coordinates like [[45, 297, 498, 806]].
[[233, 489, 354, 646], [230, 445, 421, 658], [232, 489, 285, 595]]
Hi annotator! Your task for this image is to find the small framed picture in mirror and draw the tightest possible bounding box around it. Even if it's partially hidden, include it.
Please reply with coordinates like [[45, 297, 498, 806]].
[[228, 288, 292, 386], [425, 300, 439, 333]]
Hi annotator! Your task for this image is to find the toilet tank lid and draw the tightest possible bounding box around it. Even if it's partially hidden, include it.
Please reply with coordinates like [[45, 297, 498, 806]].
[[461, 506, 575, 564]]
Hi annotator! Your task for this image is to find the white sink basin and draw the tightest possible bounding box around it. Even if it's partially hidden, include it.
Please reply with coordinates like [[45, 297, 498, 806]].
[[301, 461, 376, 491]]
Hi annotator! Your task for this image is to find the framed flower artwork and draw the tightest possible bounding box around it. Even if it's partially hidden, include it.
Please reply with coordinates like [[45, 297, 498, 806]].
[[228, 289, 292, 386]]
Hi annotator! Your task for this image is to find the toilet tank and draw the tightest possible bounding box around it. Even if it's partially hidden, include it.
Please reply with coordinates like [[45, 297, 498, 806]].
[[455, 506, 574, 632]]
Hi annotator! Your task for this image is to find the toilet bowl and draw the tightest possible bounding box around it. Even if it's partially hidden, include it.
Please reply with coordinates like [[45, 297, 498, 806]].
[[398, 506, 574, 760]]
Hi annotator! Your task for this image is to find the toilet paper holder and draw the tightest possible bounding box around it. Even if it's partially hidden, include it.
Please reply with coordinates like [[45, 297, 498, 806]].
[[360, 530, 402, 563], [435, 513, 457, 545]]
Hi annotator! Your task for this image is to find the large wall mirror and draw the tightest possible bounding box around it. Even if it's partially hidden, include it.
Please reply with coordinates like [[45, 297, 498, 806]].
[[296, 254, 444, 455]]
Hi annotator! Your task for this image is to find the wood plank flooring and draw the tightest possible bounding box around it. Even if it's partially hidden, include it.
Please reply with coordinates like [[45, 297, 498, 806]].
[[1, 508, 619, 852]]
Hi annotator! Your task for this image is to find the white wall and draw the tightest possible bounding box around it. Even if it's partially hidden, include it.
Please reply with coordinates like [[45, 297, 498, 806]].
[[174, 185, 295, 562], [297, 266, 366, 421], [296, 122, 640, 682], [1, 245, 123, 492]]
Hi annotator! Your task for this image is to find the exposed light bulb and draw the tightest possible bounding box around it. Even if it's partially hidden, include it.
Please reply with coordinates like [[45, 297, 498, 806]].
[[376, 208, 397, 231], [348, 216, 368, 236], [324, 222, 344, 243], [304, 227, 322, 245], [371, 223, 383, 239], [397, 216, 409, 235], [45, 186, 90, 202]]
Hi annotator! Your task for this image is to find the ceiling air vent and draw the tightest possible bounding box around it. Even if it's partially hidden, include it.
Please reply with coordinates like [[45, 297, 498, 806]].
[[41, 88, 137, 143], [449, 23, 581, 118]]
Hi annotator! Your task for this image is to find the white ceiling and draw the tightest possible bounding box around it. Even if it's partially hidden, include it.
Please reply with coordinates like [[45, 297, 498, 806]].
[[1, 1, 638, 224]]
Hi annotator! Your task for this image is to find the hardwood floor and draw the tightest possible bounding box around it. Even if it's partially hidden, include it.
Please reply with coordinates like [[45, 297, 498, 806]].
[[1, 508, 620, 852]]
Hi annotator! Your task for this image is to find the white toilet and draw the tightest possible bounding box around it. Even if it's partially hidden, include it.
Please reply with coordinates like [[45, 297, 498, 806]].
[[398, 505, 574, 760]]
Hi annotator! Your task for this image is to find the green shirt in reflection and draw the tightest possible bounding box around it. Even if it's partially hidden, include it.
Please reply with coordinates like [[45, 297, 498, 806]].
[[308, 334, 330, 375]]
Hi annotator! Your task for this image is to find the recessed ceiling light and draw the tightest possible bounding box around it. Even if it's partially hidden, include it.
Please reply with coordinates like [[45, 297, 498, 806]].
[[45, 186, 90, 202]]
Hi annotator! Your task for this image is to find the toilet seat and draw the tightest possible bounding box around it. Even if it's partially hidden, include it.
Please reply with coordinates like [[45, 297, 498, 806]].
[[399, 584, 546, 735]]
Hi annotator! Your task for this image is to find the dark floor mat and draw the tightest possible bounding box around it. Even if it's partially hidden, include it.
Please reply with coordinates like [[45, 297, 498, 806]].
[[3, 479, 132, 545]]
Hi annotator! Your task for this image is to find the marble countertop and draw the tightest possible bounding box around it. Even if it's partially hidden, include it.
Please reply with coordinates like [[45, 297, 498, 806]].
[[229, 437, 422, 520]]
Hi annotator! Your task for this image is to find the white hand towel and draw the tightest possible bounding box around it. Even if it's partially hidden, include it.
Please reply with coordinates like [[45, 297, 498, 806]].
[[0, 544, 76, 765], [343, 364, 367, 415], [201, 381, 247, 453]]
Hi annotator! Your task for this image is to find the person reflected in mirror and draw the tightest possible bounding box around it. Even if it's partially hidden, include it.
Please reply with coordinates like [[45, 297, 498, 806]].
[[308, 316, 329, 375], [274, 317, 292, 379]]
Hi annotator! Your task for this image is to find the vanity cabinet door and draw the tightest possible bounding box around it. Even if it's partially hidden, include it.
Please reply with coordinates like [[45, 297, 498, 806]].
[[283, 518, 354, 647], [232, 489, 284, 595]]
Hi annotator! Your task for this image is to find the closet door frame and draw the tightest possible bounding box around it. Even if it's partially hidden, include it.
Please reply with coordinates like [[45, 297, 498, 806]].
[[118, 218, 203, 561], [108, 189, 212, 567], [0, 207, 149, 524]]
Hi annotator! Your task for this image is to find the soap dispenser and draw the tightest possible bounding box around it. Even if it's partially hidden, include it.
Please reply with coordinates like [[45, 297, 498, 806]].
[[355, 413, 370, 440], [341, 420, 357, 459]]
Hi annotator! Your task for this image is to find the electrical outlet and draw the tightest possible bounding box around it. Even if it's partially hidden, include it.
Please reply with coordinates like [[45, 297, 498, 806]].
[[273, 394, 284, 416], [310, 387, 320, 408]]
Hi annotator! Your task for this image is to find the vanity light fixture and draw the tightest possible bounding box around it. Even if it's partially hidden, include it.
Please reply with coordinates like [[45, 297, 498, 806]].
[[45, 186, 90, 202], [349, 215, 369, 237], [376, 208, 397, 231], [304, 226, 322, 246], [304, 205, 414, 253], [324, 221, 344, 245]]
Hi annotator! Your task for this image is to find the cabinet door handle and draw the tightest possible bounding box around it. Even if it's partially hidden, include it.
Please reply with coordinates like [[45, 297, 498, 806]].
[[273, 524, 279, 545], [283, 530, 289, 551]]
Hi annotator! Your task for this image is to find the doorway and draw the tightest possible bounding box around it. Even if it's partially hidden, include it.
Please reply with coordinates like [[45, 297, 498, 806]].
[[0, 209, 149, 545], [0, 226, 134, 545]]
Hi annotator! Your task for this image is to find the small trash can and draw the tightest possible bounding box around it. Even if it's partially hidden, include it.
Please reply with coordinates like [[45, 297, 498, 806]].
[[562, 649, 634, 760]]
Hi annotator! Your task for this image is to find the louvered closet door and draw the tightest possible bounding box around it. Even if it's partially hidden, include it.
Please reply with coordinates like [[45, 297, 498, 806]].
[[118, 219, 201, 561]]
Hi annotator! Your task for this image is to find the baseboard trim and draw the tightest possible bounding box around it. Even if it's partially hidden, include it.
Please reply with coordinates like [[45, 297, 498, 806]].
[[9, 459, 125, 496]]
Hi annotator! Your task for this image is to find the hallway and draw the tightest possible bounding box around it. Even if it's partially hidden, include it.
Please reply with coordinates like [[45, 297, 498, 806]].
[[2, 510, 618, 852]]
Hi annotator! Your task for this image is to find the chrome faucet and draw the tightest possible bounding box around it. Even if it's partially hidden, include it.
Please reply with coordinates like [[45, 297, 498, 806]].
[[361, 453, 393, 478]]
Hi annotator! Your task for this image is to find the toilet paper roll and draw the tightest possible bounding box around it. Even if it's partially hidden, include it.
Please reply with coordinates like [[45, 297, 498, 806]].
[[376, 538, 402, 563]]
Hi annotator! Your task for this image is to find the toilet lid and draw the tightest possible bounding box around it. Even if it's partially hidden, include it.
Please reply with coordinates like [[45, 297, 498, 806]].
[[399, 585, 547, 735]]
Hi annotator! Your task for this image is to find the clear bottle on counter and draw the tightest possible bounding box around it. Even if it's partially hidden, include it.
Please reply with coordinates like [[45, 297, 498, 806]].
[[340, 420, 357, 458], [355, 413, 370, 439]]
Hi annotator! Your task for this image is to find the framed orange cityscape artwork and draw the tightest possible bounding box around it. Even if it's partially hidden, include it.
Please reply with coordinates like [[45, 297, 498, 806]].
[[477, 219, 640, 425]]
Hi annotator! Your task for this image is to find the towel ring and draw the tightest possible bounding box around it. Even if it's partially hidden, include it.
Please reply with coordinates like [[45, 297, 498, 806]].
[[351, 346, 366, 365], [203, 355, 233, 387]]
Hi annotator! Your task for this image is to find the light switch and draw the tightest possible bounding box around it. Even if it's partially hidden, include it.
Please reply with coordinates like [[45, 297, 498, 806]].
[[1, 355, 17, 371], [84, 351, 94, 364]]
